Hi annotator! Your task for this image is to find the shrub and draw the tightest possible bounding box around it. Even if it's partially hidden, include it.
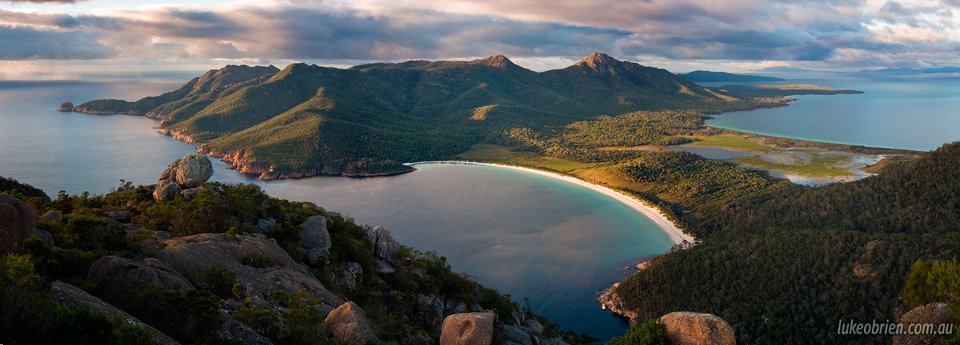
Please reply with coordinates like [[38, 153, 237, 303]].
[[244, 254, 278, 268], [605, 318, 670, 345], [194, 264, 237, 299], [233, 307, 281, 339]]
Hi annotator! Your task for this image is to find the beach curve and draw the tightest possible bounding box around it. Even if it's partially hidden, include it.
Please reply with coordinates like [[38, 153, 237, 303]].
[[408, 161, 695, 246]]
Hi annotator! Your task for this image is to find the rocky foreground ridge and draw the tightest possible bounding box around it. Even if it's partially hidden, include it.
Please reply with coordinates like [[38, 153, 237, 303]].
[[0, 154, 588, 345]]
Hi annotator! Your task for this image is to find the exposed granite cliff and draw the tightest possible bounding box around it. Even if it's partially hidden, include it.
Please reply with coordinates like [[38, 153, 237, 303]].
[[597, 282, 640, 321]]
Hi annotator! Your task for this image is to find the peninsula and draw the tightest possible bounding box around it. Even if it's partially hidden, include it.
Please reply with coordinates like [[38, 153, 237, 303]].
[[65, 53, 859, 180]]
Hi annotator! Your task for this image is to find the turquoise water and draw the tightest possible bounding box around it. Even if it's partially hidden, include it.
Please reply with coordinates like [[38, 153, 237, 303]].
[[0, 78, 678, 341], [704, 73, 960, 151], [253, 163, 675, 339]]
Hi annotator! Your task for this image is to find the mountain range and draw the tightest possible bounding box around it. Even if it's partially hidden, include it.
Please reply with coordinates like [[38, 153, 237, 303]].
[[73, 53, 784, 179]]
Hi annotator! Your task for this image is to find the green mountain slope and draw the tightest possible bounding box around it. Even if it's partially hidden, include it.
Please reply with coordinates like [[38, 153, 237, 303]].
[[75, 53, 786, 179]]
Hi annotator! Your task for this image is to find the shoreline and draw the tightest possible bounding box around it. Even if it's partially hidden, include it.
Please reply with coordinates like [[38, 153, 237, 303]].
[[408, 160, 695, 246]]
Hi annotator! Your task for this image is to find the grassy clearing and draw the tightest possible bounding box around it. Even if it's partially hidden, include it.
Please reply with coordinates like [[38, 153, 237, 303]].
[[685, 134, 776, 152], [451, 143, 594, 172]]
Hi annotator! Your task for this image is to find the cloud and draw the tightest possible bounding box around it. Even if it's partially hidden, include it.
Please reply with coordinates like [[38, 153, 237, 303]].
[[0, 25, 114, 60], [2, 0, 88, 3], [0, 4, 629, 61], [0, 0, 956, 68]]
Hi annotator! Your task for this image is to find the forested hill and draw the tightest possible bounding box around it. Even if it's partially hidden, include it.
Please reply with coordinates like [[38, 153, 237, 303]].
[[697, 141, 960, 237], [613, 141, 960, 344], [72, 53, 785, 179]]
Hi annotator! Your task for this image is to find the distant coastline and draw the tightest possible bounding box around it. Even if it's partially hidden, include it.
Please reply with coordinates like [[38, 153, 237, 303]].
[[409, 160, 695, 246]]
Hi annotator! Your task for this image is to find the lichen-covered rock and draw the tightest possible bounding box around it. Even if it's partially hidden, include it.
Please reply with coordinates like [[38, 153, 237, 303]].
[[0, 193, 38, 254], [324, 301, 378, 345], [154, 154, 214, 202], [541, 337, 571, 345], [49, 280, 181, 345], [445, 300, 467, 317], [522, 318, 544, 334], [87, 255, 194, 307], [339, 262, 363, 290], [439, 312, 494, 345], [502, 325, 533, 345], [35, 229, 55, 248], [153, 233, 343, 310], [180, 186, 205, 200], [172, 154, 214, 188], [299, 215, 331, 262], [154, 180, 182, 202], [39, 210, 63, 223], [215, 316, 274, 345], [377, 261, 395, 275], [893, 302, 957, 345], [105, 210, 132, 222], [256, 218, 276, 233], [372, 226, 401, 265], [660, 312, 736, 345], [417, 294, 445, 326]]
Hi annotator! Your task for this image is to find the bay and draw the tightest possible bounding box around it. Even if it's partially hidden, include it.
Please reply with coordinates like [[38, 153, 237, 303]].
[[0, 77, 678, 341], [703, 73, 960, 151]]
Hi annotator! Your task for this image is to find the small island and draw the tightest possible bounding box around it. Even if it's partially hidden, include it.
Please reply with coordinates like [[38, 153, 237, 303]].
[[56, 101, 74, 112]]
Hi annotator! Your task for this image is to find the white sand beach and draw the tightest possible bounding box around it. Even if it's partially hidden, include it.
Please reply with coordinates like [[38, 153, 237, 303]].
[[410, 161, 695, 245]]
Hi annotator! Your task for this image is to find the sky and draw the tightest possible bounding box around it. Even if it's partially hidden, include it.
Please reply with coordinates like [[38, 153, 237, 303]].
[[0, 0, 958, 78]]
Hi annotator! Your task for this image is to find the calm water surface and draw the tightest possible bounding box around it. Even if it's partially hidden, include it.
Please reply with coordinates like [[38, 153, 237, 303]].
[[704, 73, 960, 151], [0, 78, 678, 341]]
